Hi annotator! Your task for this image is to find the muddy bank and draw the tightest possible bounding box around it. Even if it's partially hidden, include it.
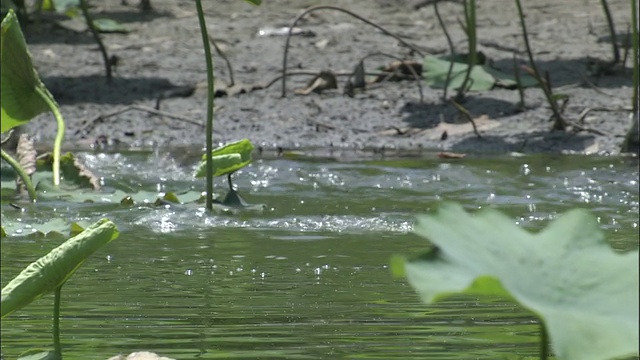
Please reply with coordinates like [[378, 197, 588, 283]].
[[15, 0, 638, 156]]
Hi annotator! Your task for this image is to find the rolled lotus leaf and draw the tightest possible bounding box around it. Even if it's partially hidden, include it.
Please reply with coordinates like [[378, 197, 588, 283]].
[[1, 219, 119, 318], [195, 139, 254, 178]]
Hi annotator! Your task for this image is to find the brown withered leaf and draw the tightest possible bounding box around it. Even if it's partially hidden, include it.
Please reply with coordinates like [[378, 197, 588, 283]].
[[214, 82, 264, 97], [437, 151, 467, 159], [16, 134, 36, 196], [374, 60, 422, 83], [60, 153, 101, 190], [38, 152, 101, 190], [345, 61, 367, 97], [295, 71, 338, 95]]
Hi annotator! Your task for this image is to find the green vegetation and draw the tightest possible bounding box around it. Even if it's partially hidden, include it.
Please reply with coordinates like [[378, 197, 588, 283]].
[[1, 0, 637, 358], [393, 203, 638, 360], [2, 219, 120, 359], [1, 9, 65, 197]]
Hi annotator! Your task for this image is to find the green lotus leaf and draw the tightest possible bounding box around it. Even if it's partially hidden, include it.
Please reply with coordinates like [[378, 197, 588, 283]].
[[1, 219, 119, 318], [423, 55, 537, 91], [242, 0, 262, 5], [394, 203, 639, 360], [92, 18, 129, 33], [195, 139, 255, 178], [1, 9, 52, 133]]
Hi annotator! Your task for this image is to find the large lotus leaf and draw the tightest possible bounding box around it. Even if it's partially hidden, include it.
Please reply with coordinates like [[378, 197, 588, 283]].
[[195, 139, 255, 178], [243, 0, 261, 5], [1, 219, 119, 317], [393, 203, 639, 360], [423, 55, 537, 91], [1, 10, 51, 133]]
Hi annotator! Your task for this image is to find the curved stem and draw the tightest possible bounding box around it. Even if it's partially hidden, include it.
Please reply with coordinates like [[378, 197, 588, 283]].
[[35, 86, 65, 188], [79, 0, 112, 82], [514, 0, 565, 130], [281, 5, 425, 97], [600, 0, 620, 66], [195, 0, 215, 211], [0, 148, 37, 202], [53, 285, 63, 359], [456, 0, 476, 100], [434, 0, 456, 100]]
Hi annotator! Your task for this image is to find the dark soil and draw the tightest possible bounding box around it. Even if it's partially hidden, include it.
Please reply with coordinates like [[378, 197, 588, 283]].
[[14, 0, 639, 156]]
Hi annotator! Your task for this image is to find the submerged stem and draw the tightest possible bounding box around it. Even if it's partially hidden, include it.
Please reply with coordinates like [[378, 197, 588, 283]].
[[539, 320, 549, 360], [195, 0, 215, 211], [53, 285, 63, 359]]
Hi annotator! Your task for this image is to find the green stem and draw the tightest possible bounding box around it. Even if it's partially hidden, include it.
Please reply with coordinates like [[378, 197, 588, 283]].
[[632, 0, 638, 114], [35, 86, 65, 187], [539, 320, 549, 360], [79, 0, 112, 81], [53, 285, 63, 359], [514, 0, 565, 130], [600, 0, 620, 66], [195, 0, 215, 211], [0, 148, 37, 202], [434, 0, 456, 101], [457, 0, 477, 100]]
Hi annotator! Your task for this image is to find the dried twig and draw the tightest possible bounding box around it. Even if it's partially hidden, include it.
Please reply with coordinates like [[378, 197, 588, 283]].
[[281, 5, 425, 97], [75, 104, 214, 138], [208, 35, 235, 86]]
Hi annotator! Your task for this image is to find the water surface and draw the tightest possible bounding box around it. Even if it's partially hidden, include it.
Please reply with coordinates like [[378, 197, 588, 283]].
[[2, 153, 638, 359]]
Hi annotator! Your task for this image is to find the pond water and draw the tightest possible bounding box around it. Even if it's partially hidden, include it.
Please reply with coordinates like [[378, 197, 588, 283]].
[[1, 152, 638, 359]]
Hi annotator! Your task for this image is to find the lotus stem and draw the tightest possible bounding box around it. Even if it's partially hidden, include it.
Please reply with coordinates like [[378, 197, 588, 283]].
[[36, 86, 65, 188], [195, 0, 215, 211], [53, 285, 63, 359], [600, 0, 620, 66], [632, 0, 638, 114], [539, 320, 549, 360], [433, 0, 456, 101], [513, 54, 525, 110], [456, 0, 477, 100], [0, 148, 37, 201], [79, 0, 112, 82], [514, 0, 566, 130]]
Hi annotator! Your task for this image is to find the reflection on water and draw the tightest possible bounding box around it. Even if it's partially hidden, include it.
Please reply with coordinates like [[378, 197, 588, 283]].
[[1, 154, 638, 359]]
